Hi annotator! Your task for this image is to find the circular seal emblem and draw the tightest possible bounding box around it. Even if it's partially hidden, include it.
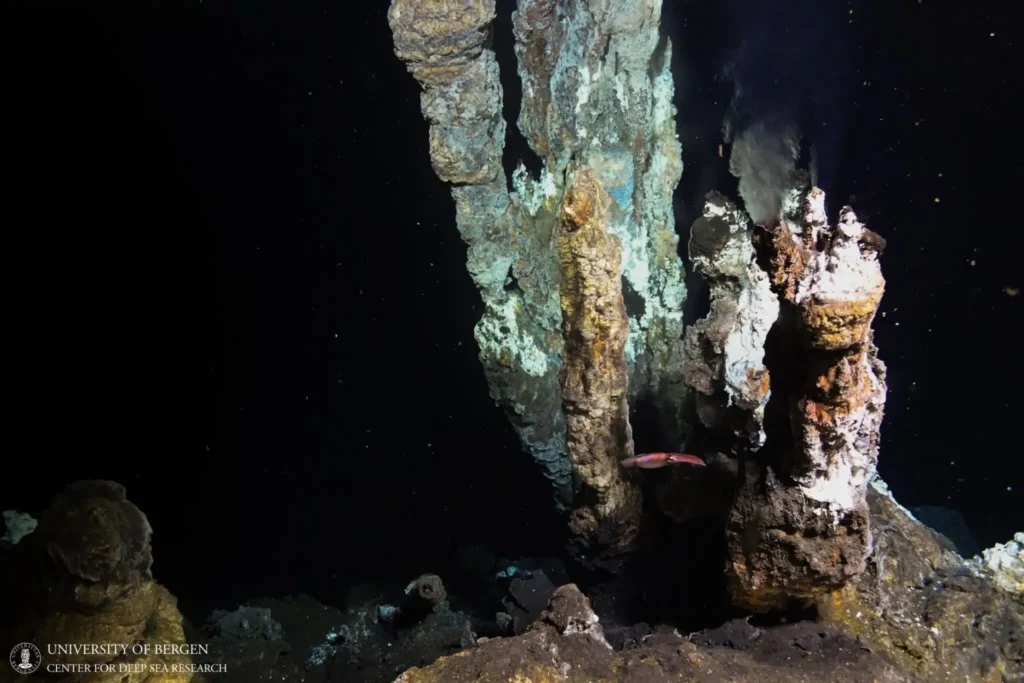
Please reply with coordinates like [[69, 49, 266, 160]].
[[9, 643, 41, 674]]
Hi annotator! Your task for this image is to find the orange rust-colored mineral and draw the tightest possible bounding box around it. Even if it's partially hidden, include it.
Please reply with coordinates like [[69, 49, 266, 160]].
[[727, 197, 886, 612], [555, 166, 641, 565]]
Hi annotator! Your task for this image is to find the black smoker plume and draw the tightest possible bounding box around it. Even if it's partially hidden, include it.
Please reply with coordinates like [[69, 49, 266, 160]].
[[721, 0, 858, 225]]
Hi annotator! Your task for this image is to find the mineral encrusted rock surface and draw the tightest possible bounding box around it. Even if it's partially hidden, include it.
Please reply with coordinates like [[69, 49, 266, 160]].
[[387, 0, 571, 508], [818, 479, 1024, 683], [969, 531, 1024, 596], [725, 180, 888, 610], [387, 493, 1023, 683], [0, 481, 197, 683], [682, 192, 779, 452], [391, 584, 915, 683], [1, 510, 37, 545], [388, 0, 690, 554], [556, 167, 642, 566], [660, 191, 778, 525], [512, 0, 690, 447]]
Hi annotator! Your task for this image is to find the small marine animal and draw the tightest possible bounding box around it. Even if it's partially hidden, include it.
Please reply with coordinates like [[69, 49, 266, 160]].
[[619, 452, 706, 469]]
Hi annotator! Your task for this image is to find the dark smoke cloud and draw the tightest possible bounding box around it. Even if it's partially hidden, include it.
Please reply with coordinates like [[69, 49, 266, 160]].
[[722, 0, 857, 225], [727, 120, 801, 226]]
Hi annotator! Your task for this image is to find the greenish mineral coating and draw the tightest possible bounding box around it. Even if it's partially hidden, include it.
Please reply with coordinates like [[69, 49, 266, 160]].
[[388, 0, 690, 512], [2, 510, 37, 544], [514, 0, 690, 446], [388, 0, 571, 506]]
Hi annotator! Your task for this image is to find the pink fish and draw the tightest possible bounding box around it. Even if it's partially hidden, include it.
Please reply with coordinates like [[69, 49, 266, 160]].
[[619, 452, 706, 469]]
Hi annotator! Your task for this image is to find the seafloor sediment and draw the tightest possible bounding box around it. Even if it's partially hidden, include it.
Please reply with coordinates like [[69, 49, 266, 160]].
[[2, 481, 1020, 683]]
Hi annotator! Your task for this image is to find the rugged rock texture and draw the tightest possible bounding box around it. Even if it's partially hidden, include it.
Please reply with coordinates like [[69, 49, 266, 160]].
[[396, 574, 448, 628], [726, 179, 888, 610], [726, 462, 874, 612], [556, 166, 643, 567], [0, 481, 197, 683], [512, 0, 691, 447], [386, 498, 1023, 682], [388, 0, 691, 532], [501, 570, 558, 634], [388, 0, 571, 508], [682, 192, 779, 453], [189, 590, 475, 683], [818, 479, 1024, 683], [2, 510, 37, 545], [658, 191, 778, 527], [968, 531, 1024, 596], [391, 583, 914, 683]]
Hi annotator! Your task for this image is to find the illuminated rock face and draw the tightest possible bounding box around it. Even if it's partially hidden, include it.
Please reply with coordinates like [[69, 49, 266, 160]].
[[724, 177, 889, 611], [388, 0, 569, 507], [511, 0, 690, 451], [556, 167, 642, 568], [388, 0, 688, 557], [682, 192, 779, 453]]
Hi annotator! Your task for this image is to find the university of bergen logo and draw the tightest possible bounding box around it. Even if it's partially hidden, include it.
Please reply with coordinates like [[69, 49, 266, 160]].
[[9, 643, 41, 674]]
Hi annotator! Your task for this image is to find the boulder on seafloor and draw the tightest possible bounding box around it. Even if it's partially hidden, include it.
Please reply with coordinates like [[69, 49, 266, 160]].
[[499, 569, 557, 634], [206, 605, 285, 641], [2, 510, 37, 545]]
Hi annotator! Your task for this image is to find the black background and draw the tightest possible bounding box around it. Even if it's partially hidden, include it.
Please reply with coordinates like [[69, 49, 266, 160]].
[[4, 0, 1020, 618]]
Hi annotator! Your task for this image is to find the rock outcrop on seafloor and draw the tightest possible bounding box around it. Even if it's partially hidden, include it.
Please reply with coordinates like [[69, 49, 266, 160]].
[[385, 491, 1022, 683], [500, 569, 559, 634], [390, 583, 915, 683], [719, 178, 888, 610], [818, 478, 1024, 683], [556, 166, 643, 567], [387, 0, 691, 552], [0, 481, 198, 683]]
